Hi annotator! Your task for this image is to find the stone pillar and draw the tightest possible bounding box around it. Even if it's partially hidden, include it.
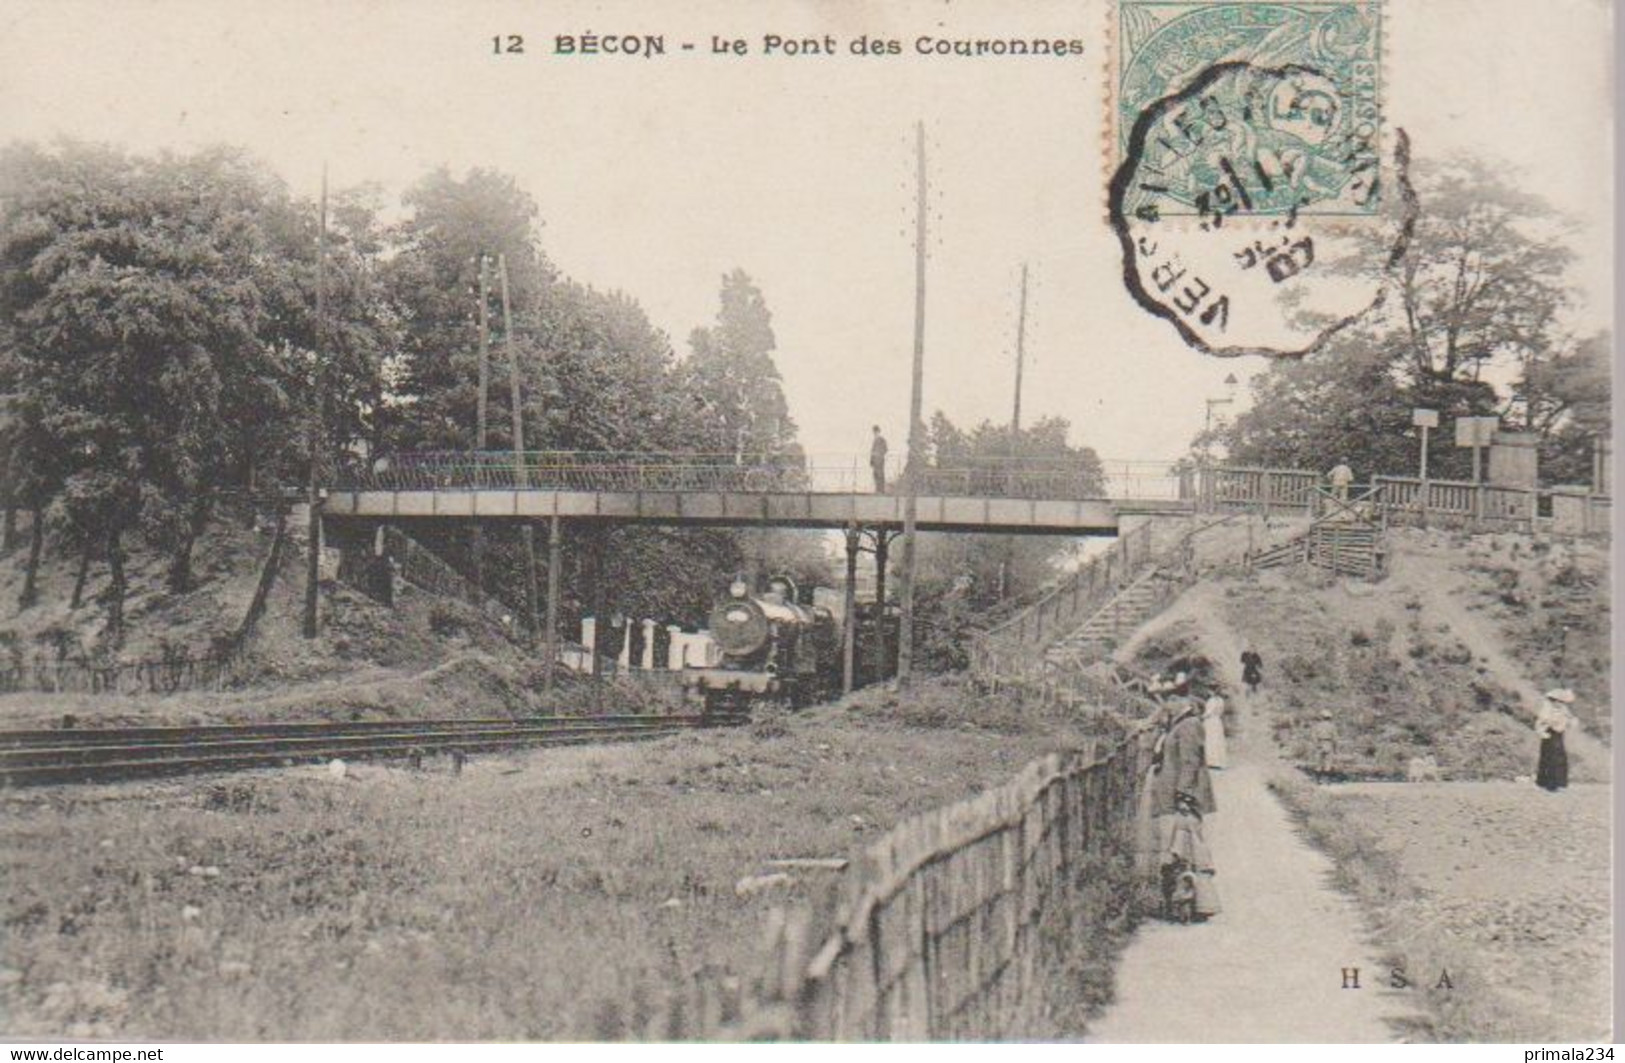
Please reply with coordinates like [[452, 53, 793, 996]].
[[667, 625, 685, 669], [641, 619, 656, 670]]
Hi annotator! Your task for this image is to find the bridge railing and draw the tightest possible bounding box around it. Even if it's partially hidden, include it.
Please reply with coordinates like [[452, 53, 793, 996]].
[[967, 522, 1159, 682], [1200, 465, 1320, 511], [336, 451, 1178, 502]]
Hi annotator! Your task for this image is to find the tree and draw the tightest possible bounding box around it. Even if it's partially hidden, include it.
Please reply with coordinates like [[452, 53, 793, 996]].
[[679, 270, 799, 461], [1517, 330, 1611, 486], [0, 143, 280, 628], [0, 141, 394, 639], [381, 166, 553, 451], [1212, 154, 1597, 485], [911, 411, 1105, 668]]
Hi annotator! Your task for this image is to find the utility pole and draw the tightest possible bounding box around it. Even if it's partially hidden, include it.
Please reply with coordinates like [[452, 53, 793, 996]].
[[302, 166, 329, 639], [1011, 262, 1028, 437], [897, 121, 928, 687], [472, 254, 491, 592], [499, 254, 541, 646], [1002, 262, 1029, 601]]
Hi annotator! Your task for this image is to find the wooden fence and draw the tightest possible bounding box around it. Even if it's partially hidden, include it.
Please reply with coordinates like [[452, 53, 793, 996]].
[[766, 741, 1140, 1038], [656, 730, 1142, 1041], [1188, 464, 1610, 537], [1371, 474, 1611, 535], [1201, 465, 1320, 513]]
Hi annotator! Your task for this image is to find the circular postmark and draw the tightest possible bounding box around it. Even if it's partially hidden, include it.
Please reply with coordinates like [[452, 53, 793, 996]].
[[1109, 60, 1414, 357]]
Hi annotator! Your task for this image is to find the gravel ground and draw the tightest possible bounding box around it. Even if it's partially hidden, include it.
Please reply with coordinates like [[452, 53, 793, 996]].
[[1326, 781, 1611, 1041]]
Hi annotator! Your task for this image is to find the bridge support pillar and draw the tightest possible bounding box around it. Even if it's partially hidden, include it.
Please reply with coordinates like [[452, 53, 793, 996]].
[[872, 530, 891, 683], [842, 525, 859, 695], [544, 516, 562, 692]]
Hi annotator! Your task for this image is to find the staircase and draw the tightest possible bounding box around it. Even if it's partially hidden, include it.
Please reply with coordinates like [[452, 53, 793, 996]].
[[1043, 567, 1179, 667]]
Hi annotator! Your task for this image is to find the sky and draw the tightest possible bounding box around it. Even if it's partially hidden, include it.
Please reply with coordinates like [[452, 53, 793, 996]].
[[0, 0, 1612, 470]]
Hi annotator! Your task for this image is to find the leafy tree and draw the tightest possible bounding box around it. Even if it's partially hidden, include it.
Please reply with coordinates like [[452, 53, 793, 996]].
[[0, 141, 395, 639], [1517, 330, 1611, 486], [679, 270, 799, 461], [381, 166, 554, 450], [910, 411, 1106, 671], [0, 144, 282, 630], [1213, 155, 1601, 486]]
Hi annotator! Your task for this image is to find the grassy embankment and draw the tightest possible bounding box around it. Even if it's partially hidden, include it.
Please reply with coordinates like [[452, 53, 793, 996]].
[[0, 677, 1139, 1040], [0, 515, 685, 729], [1212, 533, 1609, 780]]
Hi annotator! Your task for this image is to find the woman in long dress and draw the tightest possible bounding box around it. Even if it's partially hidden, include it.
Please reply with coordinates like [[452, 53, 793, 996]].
[[1535, 689, 1576, 792], [1202, 692, 1228, 769], [1147, 698, 1220, 920]]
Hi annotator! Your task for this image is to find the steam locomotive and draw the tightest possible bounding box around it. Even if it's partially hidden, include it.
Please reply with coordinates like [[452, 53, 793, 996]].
[[682, 575, 896, 714]]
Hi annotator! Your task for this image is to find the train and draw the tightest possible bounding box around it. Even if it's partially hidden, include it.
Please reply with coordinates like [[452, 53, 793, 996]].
[[681, 575, 898, 714]]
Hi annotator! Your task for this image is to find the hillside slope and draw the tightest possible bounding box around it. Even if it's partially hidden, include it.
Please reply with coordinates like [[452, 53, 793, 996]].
[[1129, 528, 1609, 781], [0, 514, 585, 727]]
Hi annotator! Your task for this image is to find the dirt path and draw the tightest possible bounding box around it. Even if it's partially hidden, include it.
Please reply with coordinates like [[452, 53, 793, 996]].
[[1384, 544, 1611, 780], [1086, 584, 1423, 1042]]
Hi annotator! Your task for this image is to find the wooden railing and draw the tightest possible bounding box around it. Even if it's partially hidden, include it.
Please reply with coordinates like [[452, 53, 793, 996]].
[[968, 523, 1156, 680], [1372, 475, 1609, 534], [750, 739, 1142, 1039], [1200, 465, 1320, 512], [969, 511, 1258, 684]]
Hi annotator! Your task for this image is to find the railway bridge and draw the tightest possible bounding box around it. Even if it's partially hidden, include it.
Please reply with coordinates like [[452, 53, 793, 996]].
[[324, 450, 1200, 534]]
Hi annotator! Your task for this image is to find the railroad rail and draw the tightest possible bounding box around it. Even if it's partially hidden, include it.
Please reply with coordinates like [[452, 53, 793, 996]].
[[0, 712, 745, 787]]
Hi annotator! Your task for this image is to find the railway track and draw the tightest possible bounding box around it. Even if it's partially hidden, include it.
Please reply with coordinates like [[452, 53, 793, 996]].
[[0, 712, 747, 787]]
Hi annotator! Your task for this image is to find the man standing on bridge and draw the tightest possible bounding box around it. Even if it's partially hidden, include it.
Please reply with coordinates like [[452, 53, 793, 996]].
[[870, 425, 889, 493], [1327, 459, 1355, 502]]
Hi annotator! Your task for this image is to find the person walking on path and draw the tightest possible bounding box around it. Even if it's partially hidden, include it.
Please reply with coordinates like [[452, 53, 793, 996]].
[[1535, 688, 1577, 792], [1240, 648, 1263, 694], [1203, 692, 1229, 769], [1327, 459, 1355, 502], [1147, 698, 1220, 921], [1310, 710, 1338, 783], [869, 425, 889, 493]]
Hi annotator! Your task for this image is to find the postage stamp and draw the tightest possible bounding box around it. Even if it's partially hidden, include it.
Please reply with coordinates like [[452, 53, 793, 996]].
[[1107, 1, 1406, 357], [1112, 1, 1383, 219]]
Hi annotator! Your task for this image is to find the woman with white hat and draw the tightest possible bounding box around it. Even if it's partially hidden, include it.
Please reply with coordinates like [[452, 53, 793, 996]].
[[1535, 689, 1577, 792]]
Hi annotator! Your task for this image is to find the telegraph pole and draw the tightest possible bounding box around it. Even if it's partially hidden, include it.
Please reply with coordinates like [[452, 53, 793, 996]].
[[1002, 263, 1029, 600], [896, 121, 928, 687], [1011, 262, 1028, 436], [302, 166, 328, 639], [472, 254, 491, 591], [499, 254, 541, 646]]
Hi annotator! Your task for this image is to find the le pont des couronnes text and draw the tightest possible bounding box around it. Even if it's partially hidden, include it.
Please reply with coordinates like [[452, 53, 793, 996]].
[[506, 32, 1086, 59]]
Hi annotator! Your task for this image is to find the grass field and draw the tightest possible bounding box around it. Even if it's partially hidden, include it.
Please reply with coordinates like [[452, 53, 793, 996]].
[[0, 678, 1114, 1040]]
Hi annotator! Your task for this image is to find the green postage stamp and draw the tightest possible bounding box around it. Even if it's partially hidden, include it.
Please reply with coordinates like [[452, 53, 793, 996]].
[[1112, 1, 1383, 220]]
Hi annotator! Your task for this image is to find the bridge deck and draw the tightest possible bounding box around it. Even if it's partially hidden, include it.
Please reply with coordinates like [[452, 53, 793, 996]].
[[324, 488, 1193, 535]]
